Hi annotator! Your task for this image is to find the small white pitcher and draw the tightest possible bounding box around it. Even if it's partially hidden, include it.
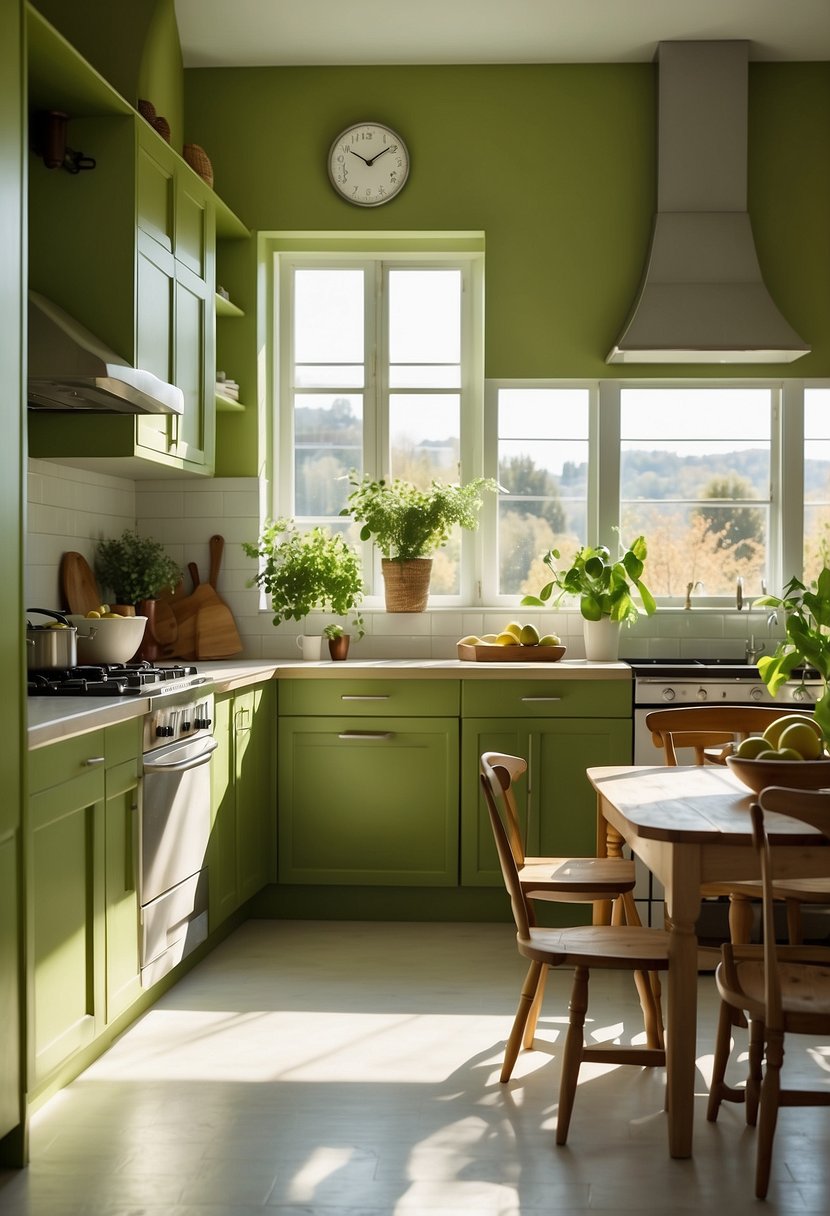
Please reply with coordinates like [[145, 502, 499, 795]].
[[295, 634, 322, 661]]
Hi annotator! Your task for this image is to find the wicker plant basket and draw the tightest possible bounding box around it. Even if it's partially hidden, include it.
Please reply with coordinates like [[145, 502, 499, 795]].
[[137, 98, 156, 123], [183, 143, 214, 187], [381, 558, 433, 613]]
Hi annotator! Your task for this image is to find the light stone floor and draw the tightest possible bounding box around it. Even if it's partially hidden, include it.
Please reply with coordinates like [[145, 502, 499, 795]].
[[2, 919, 829, 1215]]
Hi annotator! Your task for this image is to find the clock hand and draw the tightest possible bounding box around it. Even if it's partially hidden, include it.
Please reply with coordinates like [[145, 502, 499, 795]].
[[366, 146, 391, 167], [348, 148, 371, 165]]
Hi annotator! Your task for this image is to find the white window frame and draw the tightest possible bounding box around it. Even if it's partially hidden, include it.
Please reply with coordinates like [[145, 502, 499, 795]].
[[273, 242, 485, 604]]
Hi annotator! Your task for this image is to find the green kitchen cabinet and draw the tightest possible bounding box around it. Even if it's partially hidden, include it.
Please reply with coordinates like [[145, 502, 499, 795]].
[[27, 718, 143, 1089], [210, 683, 276, 928], [278, 680, 460, 886], [25, 8, 247, 478], [460, 680, 632, 891], [27, 738, 106, 1087]]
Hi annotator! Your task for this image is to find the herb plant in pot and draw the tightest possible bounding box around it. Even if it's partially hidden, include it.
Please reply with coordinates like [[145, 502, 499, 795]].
[[755, 569, 830, 740], [94, 529, 182, 662], [343, 472, 496, 612], [521, 535, 656, 661], [243, 519, 364, 658]]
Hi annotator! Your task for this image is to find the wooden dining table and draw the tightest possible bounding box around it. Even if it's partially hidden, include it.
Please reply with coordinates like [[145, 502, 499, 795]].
[[586, 762, 830, 1159]]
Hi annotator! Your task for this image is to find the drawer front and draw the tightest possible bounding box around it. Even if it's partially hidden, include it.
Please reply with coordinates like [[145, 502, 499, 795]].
[[105, 718, 143, 769], [279, 679, 460, 718], [28, 731, 107, 793], [462, 679, 632, 719]]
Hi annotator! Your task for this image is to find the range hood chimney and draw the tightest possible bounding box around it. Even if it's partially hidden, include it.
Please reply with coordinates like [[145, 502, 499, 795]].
[[27, 291, 184, 415], [607, 40, 809, 365]]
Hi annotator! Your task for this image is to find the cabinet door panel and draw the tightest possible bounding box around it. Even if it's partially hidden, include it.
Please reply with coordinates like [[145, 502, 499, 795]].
[[460, 720, 529, 886], [29, 769, 104, 1084], [0, 835, 20, 1137], [173, 261, 211, 464], [137, 142, 174, 251], [136, 231, 174, 456], [175, 178, 209, 277], [104, 759, 141, 1021], [209, 694, 237, 927], [235, 685, 275, 902], [279, 717, 458, 886]]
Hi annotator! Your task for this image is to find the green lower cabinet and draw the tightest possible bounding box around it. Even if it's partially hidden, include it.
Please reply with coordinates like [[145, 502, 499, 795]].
[[461, 716, 632, 887], [278, 716, 459, 886], [210, 683, 276, 928], [0, 834, 21, 1141], [103, 757, 141, 1021], [28, 763, 106, 1086]]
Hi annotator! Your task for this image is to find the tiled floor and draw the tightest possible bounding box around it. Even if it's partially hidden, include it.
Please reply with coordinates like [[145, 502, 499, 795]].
[[2, 919, 829, 1214]]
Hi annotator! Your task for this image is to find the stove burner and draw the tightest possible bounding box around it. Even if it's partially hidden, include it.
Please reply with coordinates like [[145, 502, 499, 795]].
[[28, 662, 201, 697]]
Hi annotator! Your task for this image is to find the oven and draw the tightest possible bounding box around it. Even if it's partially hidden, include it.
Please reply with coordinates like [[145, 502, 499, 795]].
[[29, 661, 216, 986], [140, 684, 216, 987], [629, 658, 823, 935]]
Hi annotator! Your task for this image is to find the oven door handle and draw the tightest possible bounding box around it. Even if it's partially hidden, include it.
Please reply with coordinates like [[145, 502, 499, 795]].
[[143, 736, 218, 773]]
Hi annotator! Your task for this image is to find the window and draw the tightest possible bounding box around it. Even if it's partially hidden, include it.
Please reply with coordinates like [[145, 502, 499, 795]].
[[489, 386, 590, 598], [804, 386, 830, 581], [620, 387, 773, 598], [278, 252, 481, 597]]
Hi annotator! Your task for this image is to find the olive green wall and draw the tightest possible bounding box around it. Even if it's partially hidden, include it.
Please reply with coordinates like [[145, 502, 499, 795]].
[[185, 61, 830, 378]]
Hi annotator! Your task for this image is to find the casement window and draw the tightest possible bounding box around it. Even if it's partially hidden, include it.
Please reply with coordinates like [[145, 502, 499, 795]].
[[804, 386, 830, 583], [276, 252, 483, 599]]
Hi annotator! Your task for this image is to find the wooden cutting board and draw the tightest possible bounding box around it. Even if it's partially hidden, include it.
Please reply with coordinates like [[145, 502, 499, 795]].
[[60, 552, 101, 615], [196, 534, 242, 658]]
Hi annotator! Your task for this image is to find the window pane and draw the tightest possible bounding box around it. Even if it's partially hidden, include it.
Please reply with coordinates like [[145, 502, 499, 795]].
[[496, 388, 589, 596], [389, 365, 461, 388], [294, 394, 362, 517], [389, 393, 460, 487], [388, 269, 461, 363], [294, 269, 364, 363], [804, 387, 830, 579], [620, 387, 771, 597], [295, 364, 364, 388]]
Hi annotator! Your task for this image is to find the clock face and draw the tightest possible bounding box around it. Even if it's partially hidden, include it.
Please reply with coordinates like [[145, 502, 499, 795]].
[[328, 122, 410, 207]]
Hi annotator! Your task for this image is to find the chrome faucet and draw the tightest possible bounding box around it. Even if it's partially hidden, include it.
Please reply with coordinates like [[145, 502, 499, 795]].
[[745, 634, 765, 663], [684, 580, 704, 610]]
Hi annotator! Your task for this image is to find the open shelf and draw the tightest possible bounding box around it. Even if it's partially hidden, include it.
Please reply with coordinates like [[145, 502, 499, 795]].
[[215, 293, 244, 319], [216, 392, 245, 413]]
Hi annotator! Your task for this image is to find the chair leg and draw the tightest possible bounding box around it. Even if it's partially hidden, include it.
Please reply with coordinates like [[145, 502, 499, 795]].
[[785, 898, 803, 946], [745, 1015, 765, 1127], [728, 894, 754, 945], [621, 890, 665, 1049], [754, 1027, 783, 1200], [501, 960, 543, 1083], [556, 965, 589, 1146], [707, 998, 744, 1121], [523, 964, 547, 1049]]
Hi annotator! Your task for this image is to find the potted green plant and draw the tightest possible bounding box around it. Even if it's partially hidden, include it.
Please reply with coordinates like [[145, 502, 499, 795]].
[[521, 535, 656, 660], [95, 528, 181, 608], [343, 471, 496, 611], [243, 519, 364, 650], [322, 621, 351, 661], [755, 568, 830, 738]]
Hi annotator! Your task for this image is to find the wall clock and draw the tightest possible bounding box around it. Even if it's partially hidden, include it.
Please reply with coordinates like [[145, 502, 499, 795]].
[[328, 122, 410, 207]]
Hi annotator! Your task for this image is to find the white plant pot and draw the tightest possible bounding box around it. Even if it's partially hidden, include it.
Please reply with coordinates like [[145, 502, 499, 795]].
[[583, 616, 621, 662]]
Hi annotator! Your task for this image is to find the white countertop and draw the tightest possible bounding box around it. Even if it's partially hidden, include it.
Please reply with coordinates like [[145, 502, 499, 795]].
[[28, 658, 631, 748]]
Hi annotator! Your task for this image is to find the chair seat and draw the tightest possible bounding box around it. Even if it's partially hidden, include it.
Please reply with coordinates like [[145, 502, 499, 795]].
[[726, 958, 830, 1018], [524, 924, 670, 969], [520, 856, 635, 899]]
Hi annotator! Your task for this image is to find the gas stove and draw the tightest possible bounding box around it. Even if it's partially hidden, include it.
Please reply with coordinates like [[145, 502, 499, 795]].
[[628, 658, 822, 707], [27, 661, 212, 698]]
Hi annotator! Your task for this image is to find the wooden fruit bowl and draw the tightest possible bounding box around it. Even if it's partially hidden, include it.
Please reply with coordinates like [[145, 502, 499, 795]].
[[725, 754, 830, 796], [457, 643, 566, 663]]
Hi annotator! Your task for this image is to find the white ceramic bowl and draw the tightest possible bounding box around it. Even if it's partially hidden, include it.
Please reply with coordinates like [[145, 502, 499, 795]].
[[66, 615, 148, 665]]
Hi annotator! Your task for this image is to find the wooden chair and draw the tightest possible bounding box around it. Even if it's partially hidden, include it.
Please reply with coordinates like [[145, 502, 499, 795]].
[[481, 754, 668, 1145], [480, 752, 662, 1063], [646, 705, 830, 944], [706, 786, 830, 1199]]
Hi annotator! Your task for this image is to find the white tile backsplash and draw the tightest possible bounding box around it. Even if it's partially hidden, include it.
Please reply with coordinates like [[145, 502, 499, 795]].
[[26, 459, 784, 661]]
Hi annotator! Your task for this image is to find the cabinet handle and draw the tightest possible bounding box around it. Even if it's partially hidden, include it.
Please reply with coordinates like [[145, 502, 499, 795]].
[[340, 695, 390, 701], [520, 697, 562, 703], [337, 731, 394, 741], [84, 756, 106, 766]]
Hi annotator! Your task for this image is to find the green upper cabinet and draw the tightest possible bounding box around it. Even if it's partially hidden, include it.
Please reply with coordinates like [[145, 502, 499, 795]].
[[25, 6, 246, 478]]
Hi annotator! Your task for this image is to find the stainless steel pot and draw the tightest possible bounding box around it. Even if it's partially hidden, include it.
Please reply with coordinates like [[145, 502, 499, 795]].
[[27, 608, 78, 670]]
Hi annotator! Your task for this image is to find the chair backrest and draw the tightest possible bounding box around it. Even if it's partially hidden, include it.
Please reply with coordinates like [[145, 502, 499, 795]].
[[480, 751, 529, 867], [646, 704, 792, 766], [753, 786, 830, 1031], [480, 754, 532, 940]]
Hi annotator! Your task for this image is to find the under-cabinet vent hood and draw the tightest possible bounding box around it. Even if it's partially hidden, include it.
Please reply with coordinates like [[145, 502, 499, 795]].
[[27, 291, 184, 415], [607, 41, 810, 365]]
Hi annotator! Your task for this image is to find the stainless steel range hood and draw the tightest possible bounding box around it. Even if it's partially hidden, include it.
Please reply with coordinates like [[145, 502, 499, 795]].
[[607, 41, 810, 365], [27, 291, 184, 414]]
